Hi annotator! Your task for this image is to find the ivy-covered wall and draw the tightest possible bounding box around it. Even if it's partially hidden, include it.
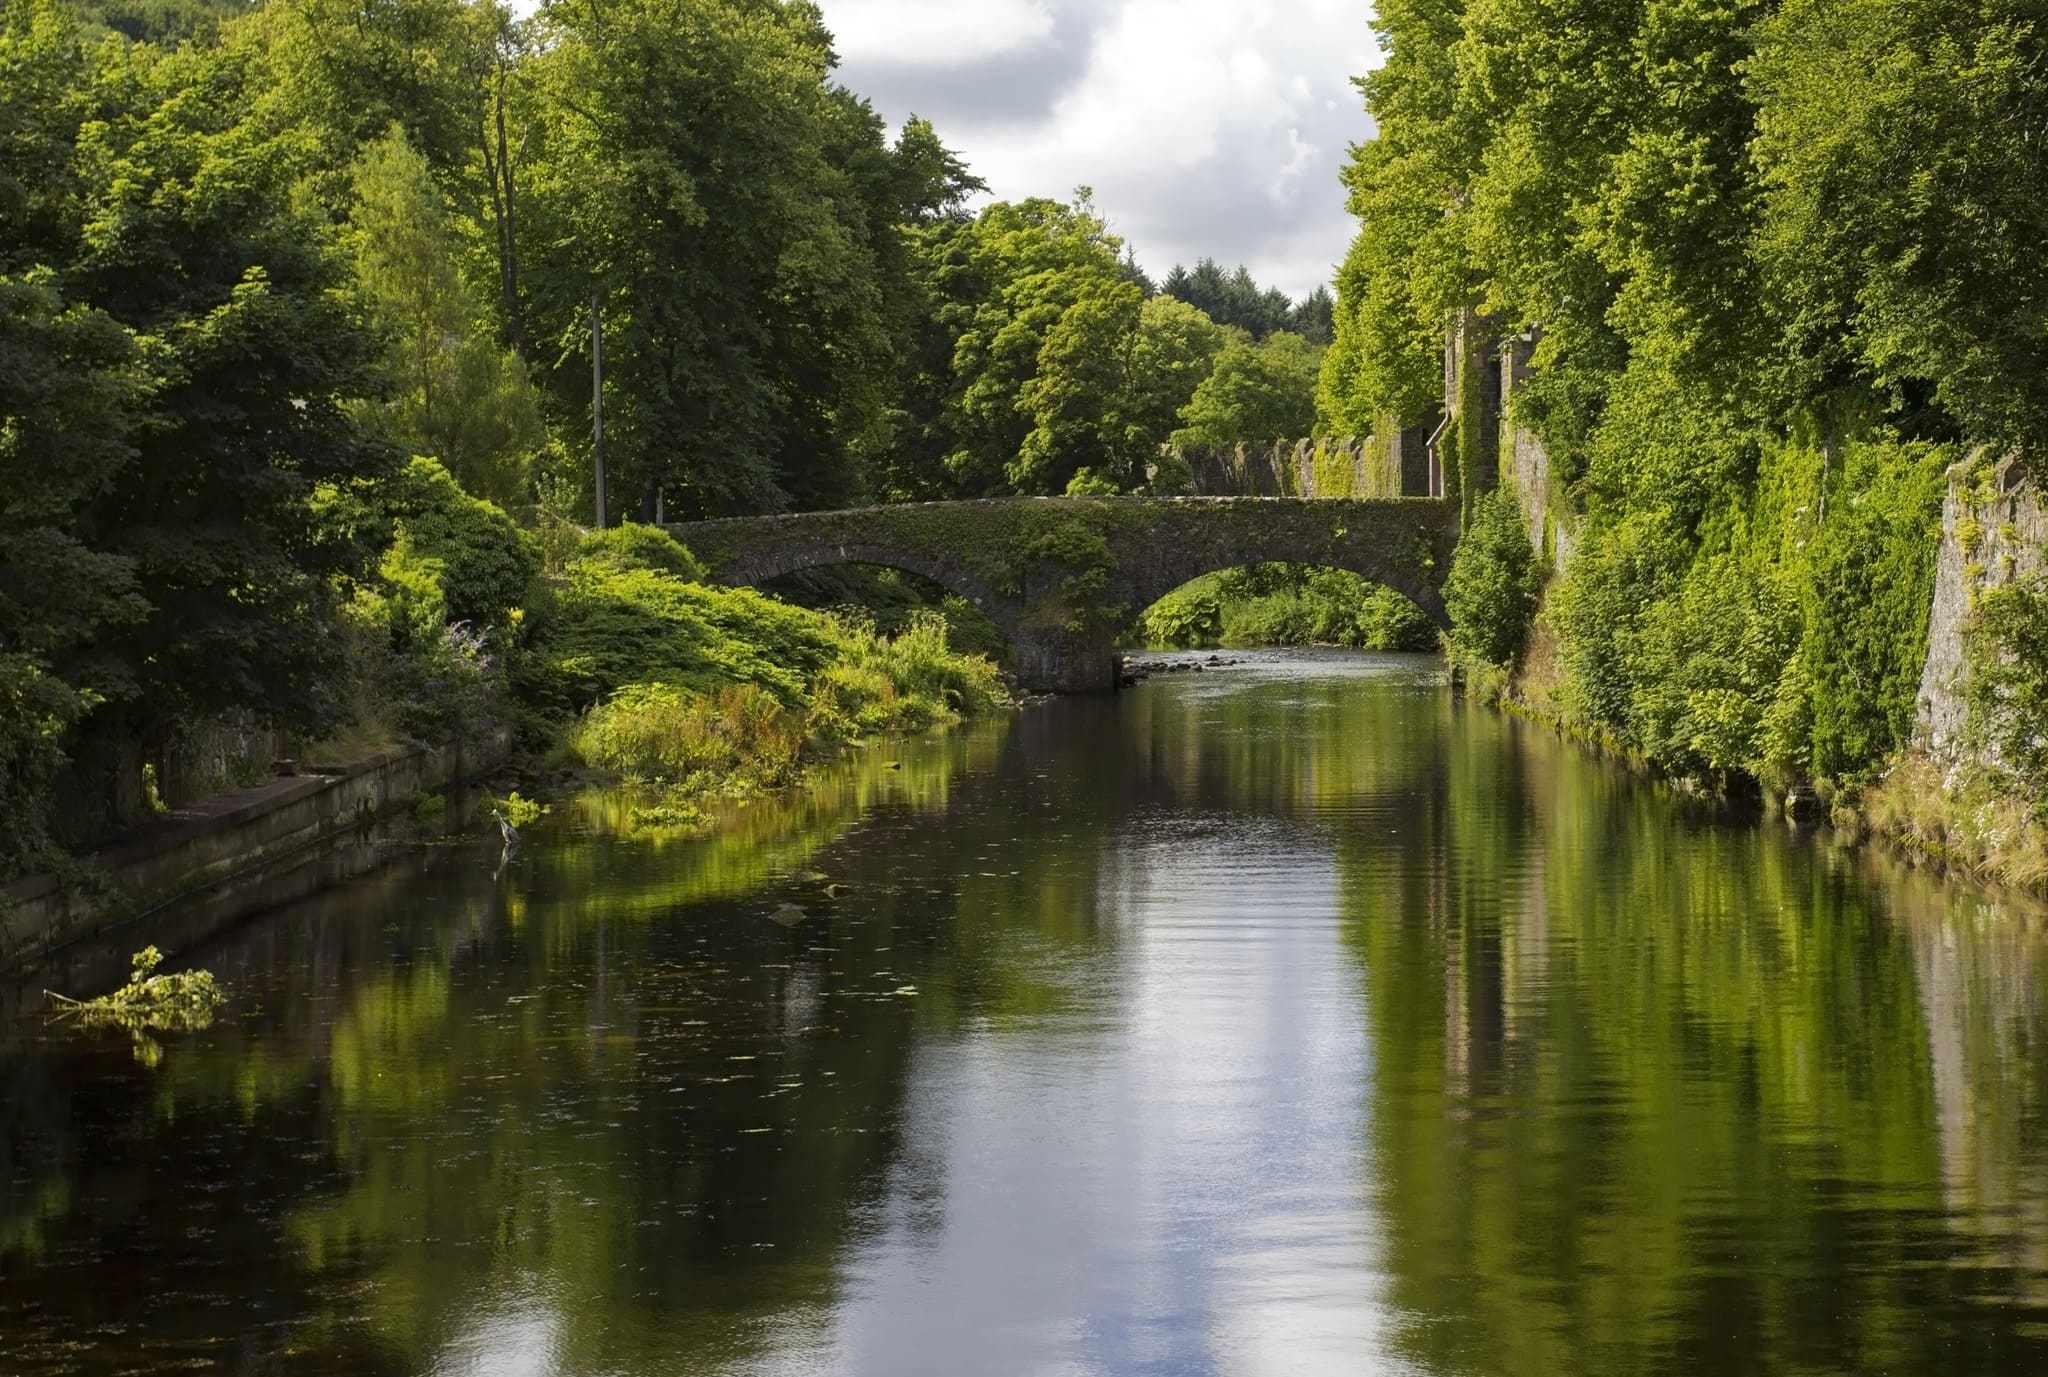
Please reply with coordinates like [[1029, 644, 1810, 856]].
[[1475, 412, 1949, 798], [1323, 0, 2048, 889], [1463, 380, 2048, 887], [1875, 458, 2048, 887], [1147, 437, 1430, 500], [1447, 310, 1501, 525], [1916, 457, 2046, 764]]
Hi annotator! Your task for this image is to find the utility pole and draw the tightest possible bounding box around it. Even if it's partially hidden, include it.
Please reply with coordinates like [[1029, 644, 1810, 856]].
[[591, 294, 607, 530]]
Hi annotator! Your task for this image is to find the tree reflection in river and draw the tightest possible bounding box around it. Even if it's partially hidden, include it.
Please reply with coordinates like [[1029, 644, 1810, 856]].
[[3, 651, 2047, 1375], [1343, 702, 2048, 1375]]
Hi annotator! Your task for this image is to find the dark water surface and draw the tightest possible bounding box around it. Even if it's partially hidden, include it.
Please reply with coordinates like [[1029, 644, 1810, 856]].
[[5, 651, 2048, 1375]]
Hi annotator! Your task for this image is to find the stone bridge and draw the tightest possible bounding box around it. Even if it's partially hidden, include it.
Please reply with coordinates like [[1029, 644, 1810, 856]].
[[666, 497, 1459, 693]]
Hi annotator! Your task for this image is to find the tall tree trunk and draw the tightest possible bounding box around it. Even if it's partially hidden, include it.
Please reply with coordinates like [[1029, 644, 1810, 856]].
[[484, 74, 529, 359]]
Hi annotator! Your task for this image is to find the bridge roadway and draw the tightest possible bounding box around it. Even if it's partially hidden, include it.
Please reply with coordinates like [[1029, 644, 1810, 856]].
[[665, 496, 1459, 694]]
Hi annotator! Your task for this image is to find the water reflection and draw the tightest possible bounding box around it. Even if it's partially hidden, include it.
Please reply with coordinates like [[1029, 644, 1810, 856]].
[[3, 651, 2046, 1375], [807, 841, 1400, 1377]]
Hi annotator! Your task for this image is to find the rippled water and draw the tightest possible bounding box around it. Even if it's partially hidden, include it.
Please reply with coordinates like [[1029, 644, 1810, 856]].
[[5, 651, 2047, 1375]]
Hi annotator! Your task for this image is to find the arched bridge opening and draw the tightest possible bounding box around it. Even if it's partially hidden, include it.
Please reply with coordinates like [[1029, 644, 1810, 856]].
[[666, 497, 1458, 694], [1127, 563, 1442, 655]]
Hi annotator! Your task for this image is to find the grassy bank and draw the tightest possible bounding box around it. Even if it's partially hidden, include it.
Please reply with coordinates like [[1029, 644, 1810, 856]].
[[325, 464, 1007, 832]]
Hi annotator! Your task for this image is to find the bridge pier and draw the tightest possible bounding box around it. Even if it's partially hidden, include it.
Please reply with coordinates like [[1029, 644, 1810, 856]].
[[1011, 625, 1119, 695]]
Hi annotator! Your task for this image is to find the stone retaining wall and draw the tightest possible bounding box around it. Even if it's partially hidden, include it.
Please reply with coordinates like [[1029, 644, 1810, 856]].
[[0, 730, 509, 975]]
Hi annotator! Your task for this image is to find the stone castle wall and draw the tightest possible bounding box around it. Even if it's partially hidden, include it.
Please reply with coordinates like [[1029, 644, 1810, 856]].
[[1152, 421, 1440, 501], [1916, 457, 2046, 764]]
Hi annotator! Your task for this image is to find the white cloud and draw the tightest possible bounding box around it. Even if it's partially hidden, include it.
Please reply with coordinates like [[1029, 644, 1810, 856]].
[[821, 0, 1386, 299], [826, 0, 1058, 67]]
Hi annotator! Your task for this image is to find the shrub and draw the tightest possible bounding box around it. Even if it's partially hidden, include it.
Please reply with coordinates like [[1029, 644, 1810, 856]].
[[1137, 583, 1224, 646], [573, 524, 707, 582], [1355, 585, 1438, 651], [809, 660, 907, 739], [833, 610, 1005, 719], [1628, 551, 1800, 778], [338, 533, 501, 743], [763, 567, 1010, 661], [1798, 439, 1946, 782], [0, 659, 79, 880], [567, 610, 1005, 793], [1444, 487, 1541, 669], [385, 457, 540, 632], [1543, 513, 1685, 734], [402, 621, 496, 741], [575, 682, 805, 789], [1134, 566, 1434, 651], [528, 561, 841, 714]]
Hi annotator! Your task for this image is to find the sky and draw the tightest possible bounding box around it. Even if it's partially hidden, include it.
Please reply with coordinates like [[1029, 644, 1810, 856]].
[[816, 0, 1385, 302]]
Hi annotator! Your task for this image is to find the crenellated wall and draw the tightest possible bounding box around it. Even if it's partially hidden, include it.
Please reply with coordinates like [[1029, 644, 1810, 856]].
[[1149, 417, 1442, 502]]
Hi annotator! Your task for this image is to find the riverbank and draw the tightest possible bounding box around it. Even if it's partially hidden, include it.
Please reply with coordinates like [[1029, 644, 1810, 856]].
[[2, 494, 1010, 981], [1444, 455, 2048, 898], [0, 730, 509, 980], [1470, 663, 2048, 902]]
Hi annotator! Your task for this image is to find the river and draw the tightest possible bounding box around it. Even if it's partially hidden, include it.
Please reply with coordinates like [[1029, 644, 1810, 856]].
[[4, 650, 2046, 1375]]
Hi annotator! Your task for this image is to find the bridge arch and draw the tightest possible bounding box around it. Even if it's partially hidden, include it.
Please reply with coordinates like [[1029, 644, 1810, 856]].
[[667, 497, 1459, 693], [1118, 547, 1450, 637], [1122, 559, 1445, 652]]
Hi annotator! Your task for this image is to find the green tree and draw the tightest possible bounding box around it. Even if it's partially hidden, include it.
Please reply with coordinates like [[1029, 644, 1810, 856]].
[[1012, 273, 1145, 492], [0, 259, 150, 870], [383, 456, 539, 631], [868, 119, 988, 502], [1113, 293, 1232, 470], [1752, 0, 2048, 458], [231, 0, 483, 195], [70, 0, 247, 45], [80, 34, 395, 718], [1173, 331, 1322, 446], [1443, 486, 1539, 670], [1159, 258, 1294, 338], [1317, 0, 1480, 436], [0, 5, 397, 841], [940, 195, 1145, 495], [348, 124, 545, 508], [519, 0, 916, 517]]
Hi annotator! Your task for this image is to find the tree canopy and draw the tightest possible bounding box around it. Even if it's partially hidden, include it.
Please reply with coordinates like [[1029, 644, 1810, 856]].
[[0, 0, 1332, 872], [1322, 0, 2048, 795]]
